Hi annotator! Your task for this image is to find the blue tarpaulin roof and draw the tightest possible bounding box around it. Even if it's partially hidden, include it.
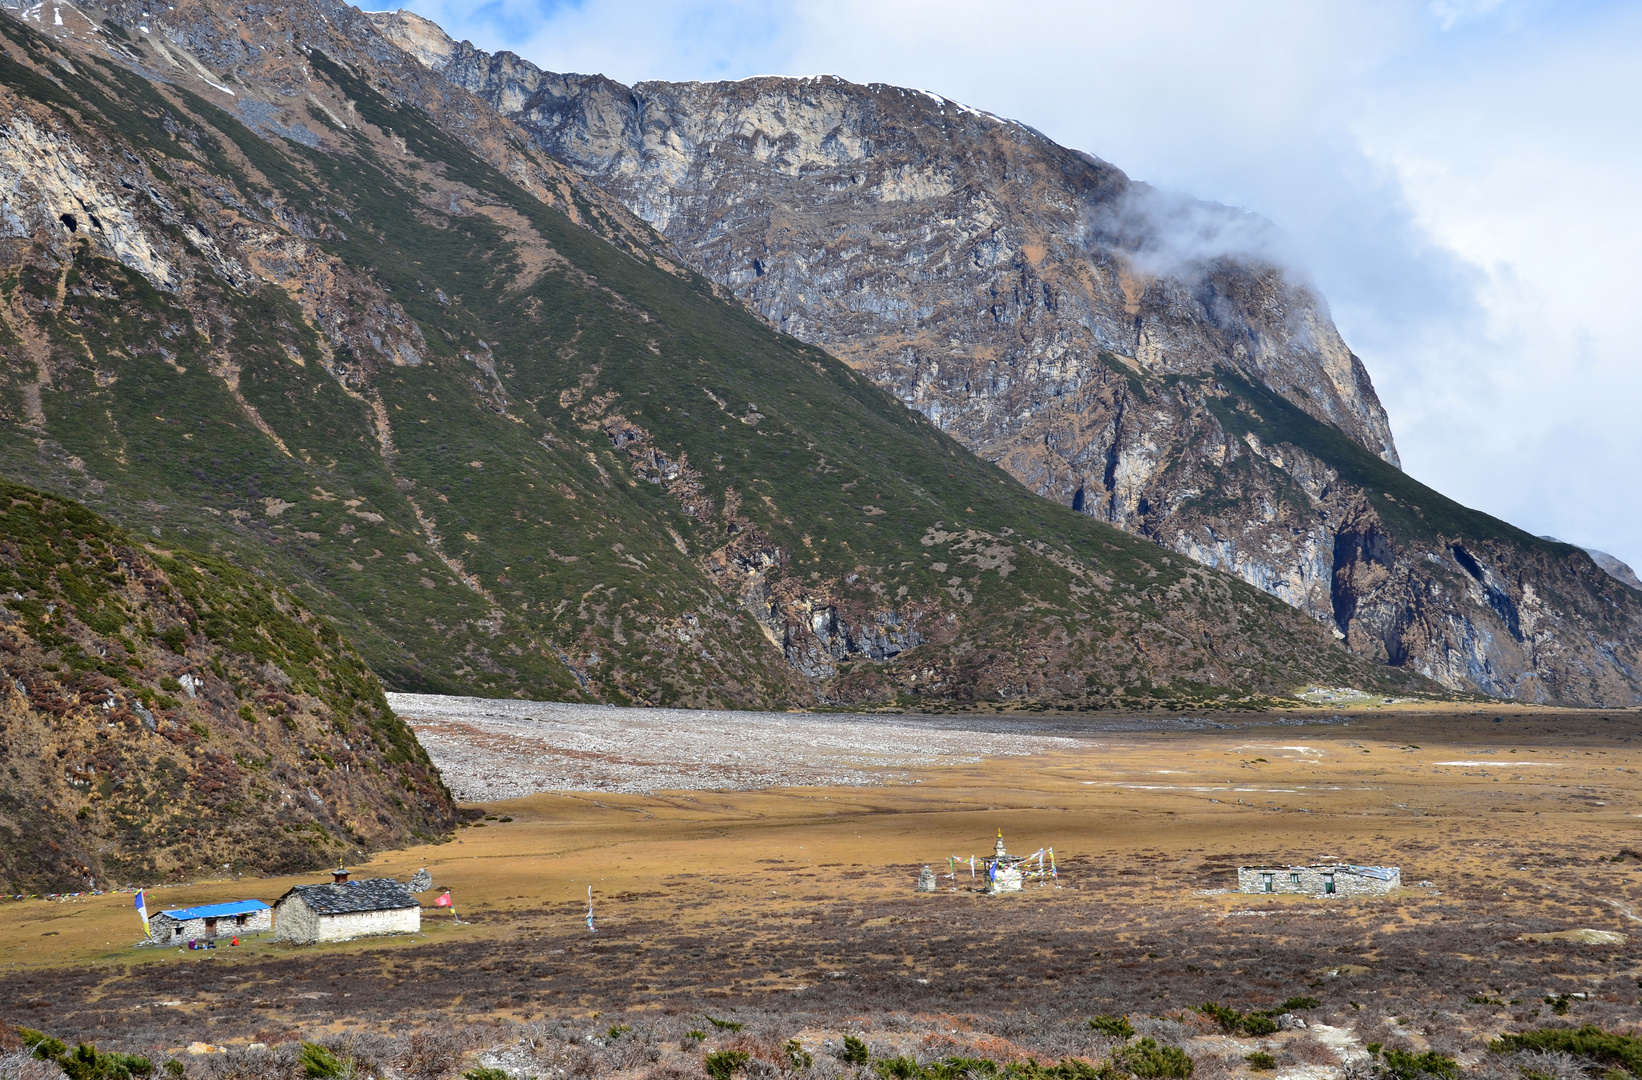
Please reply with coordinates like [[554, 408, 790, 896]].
[[156, 900, 269, 921]]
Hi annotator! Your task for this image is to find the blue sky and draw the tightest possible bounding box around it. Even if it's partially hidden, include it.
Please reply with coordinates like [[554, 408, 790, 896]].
[[378, 0, 1642, 571]]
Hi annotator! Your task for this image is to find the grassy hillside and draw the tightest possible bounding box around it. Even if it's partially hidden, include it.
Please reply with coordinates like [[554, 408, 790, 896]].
[[0, 10, 1434, 710], [0, 480, 453, 893]]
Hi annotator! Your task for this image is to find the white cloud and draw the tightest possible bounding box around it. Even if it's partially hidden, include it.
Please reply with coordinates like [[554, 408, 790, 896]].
[[385, 0, 1642, 572]]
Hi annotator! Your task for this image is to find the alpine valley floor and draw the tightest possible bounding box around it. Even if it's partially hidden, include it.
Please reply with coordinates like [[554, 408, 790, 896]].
[[6, 705, 1642, 1079]]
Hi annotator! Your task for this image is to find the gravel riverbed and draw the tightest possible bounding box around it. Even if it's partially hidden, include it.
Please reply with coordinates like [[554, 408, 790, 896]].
[[387, 693, 1086, 800]]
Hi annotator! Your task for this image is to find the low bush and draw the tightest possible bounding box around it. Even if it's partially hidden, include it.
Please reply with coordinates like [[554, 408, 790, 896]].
[[19, 1029, 151, 1080], [1245, 1054, 1276, 1071], [840, 1036, 871, 1066], [1090, 1016, 1135, 1041], [1117, 1038, 1195, 1080], [1376, 1049, 1459, 1080], [1194, 1005, 1275, 1038], [299, 1042, 347, 1079], [1492, 1027, 1642, 1077], [704, 1049, 749, 1080]]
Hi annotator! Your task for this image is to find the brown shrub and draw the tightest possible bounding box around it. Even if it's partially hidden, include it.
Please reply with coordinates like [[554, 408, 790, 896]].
[[1285, 1037, 1340, 1066], [402, 1029, 467, 1080], [0, 1049, 67, 1080], [642, 1064, 704, 1080], [1190, 1053, 1235, 1080], [185, 1044, 297, 1080], [251, 1028, 300, 1047], [605, 1030, 663, 1072]]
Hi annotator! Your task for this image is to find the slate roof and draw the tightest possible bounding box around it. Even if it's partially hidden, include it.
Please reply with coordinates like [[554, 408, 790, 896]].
[[155, 900, 270, 921], [1340, 865, 1401, 881], [275, 878, 418, 915]]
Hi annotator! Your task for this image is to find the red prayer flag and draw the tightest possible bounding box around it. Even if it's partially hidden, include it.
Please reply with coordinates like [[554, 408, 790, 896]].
[[434, 891, 452, 907]]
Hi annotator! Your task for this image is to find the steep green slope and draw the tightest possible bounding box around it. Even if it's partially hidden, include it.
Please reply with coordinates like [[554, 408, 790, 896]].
[[0, 8, 1433, 709], [0, 480, 453, 893]]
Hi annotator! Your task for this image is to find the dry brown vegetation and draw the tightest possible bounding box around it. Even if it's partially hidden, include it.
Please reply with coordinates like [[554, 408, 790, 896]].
[[5, 708, 1642, 1079]]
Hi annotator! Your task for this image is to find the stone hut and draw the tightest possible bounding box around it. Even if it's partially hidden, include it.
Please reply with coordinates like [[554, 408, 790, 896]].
[[1238, 864, 1400, 897], [272, 869, 420, 945], [149, 900, 271, 944]]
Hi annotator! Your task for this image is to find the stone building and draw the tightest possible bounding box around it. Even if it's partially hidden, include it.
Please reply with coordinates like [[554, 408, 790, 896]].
[[149, 900, 271, 944], [272, 869, 420, 944], [1237, 864, 1400, 897]]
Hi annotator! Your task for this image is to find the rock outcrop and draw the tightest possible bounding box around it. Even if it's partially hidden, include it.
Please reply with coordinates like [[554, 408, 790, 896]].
[[376, 16, 1642, 705]]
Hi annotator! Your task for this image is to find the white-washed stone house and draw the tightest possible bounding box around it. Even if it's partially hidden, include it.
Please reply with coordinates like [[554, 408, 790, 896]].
[[272, 869, 420, 944], [149, 900, 271, 944]]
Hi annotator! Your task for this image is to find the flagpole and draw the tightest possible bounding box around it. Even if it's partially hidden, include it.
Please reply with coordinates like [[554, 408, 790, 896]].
[[135, 890, 151, 940], [586, 886, 595, 934]]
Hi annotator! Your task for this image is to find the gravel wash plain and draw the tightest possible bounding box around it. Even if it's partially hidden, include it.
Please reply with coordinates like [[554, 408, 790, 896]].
[[7, 706, 1642, 1070], [384, 693, 1086, 799]]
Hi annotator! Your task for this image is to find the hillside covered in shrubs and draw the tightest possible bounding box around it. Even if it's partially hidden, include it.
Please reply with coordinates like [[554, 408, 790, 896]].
[[0, 481, 454, 893]]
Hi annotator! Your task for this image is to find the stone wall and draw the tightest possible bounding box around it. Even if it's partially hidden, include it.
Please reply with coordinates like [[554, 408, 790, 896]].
[[315, 906, 420, 943], [272, 896, 322, 945], [1237, 865, 1399, 898]]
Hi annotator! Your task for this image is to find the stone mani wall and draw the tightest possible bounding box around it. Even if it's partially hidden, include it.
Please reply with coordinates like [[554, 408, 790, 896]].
[[1237, 865, 1400, 898], [273, 896, 420, 944]]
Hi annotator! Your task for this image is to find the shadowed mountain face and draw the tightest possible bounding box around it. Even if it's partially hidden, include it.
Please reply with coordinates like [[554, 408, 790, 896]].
[[370, 13, 1642, 705], [0, 0, 1436, 713]]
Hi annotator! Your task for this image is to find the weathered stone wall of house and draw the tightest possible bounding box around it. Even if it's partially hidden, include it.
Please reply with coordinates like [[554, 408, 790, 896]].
[[150, 916, 191, 944], [273, 896, 322, 944], [315, 906, 420, 943], [1238, 865, 1399, 897]]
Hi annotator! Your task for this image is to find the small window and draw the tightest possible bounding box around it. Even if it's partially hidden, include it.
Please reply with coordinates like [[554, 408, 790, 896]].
[[1289, 873, 1301, 884]]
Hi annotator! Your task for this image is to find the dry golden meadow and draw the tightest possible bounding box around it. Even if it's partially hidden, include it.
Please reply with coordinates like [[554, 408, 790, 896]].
[[6, 705, 1642, 1078]]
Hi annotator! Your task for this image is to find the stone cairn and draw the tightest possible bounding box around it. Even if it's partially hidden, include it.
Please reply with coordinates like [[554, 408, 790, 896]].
[[916, 865, 937, 892], [407, 868, 433, 893]]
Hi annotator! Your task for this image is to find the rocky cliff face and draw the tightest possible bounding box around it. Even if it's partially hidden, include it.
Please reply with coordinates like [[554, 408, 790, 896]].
[[376, 15, 1642, 706]]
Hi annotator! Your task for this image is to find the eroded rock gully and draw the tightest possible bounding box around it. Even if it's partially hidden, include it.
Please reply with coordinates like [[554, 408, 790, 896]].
[[374, 12, 1642, 704]]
